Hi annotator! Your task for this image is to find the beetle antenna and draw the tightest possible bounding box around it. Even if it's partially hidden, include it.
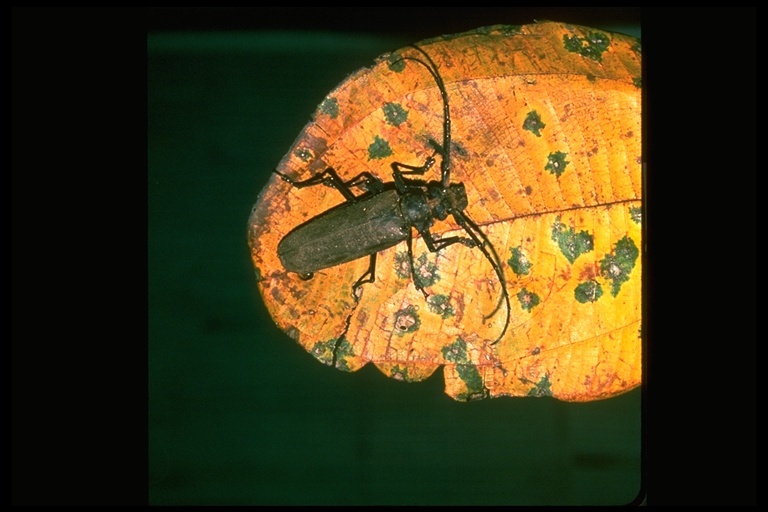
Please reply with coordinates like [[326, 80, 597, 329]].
[[450, 209, 511, 345], [398, 45, 452, 189], [399, 46, 509, 344]]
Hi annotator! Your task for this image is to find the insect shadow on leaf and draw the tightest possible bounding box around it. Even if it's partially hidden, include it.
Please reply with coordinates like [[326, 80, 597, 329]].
[[274, 45, 511, 364]]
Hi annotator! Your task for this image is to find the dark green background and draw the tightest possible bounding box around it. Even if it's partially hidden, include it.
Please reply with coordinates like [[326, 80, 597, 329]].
[[148, 13, 642, 505]]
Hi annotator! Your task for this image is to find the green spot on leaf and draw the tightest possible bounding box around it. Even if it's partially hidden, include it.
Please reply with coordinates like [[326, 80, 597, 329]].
[[413, 253, 440, 289], [508, 246, 532, 276], [387, 53, 406, 72], [563, 35, 582, 53], [390, 365, 409, 382], [311, 338, 353, 371], [545, 151, 570, 177], [427, 294, 455, 319], [442, 338, 469, 363], [574, 280, 604, 303], [587, 31, 611, 51], [497, 25, 522, 36], [454, 365, 487, 401], [333, 338, 354, 371], [629, 206, 642, 224], [368, 135, 393, 160], [475, 25, 522, 37], [517, 287, 541, 312], [527, 374, 553, 397], [393, 305, 421, 335], [523, 110, 546, 137], [633, 76, 642, 88], [382, 102, 408, 127], [442, 337, 486, 401], [294, 148, 313, 162], [551, 216, 594, 264], [599, 236, 639, 297], [563, 31, 611, 62], [311, 340, 334, 364], [393, 252, 411, 279], [394, 252, 440, 288], [319, 97, 339, 119]]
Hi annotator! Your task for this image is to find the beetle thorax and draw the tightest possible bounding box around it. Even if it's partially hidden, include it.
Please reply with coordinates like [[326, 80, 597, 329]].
[[399, 190, 433, 233]]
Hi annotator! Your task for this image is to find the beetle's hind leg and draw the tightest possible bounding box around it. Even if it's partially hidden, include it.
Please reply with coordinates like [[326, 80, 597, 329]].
[[275, 168, 383, 201]]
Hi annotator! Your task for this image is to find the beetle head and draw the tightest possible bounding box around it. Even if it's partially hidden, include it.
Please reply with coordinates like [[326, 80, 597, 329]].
[[444, 183, 469, 213], [425, 182, 468, 220], [423, 181, 469, 222]]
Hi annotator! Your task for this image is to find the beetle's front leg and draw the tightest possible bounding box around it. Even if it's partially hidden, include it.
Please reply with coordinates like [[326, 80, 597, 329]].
[[275, 168, 383, 202], [391, 151, 439, 193], [391, 138, 450, 191], [421, 228, 477, 252], [405, 227, 475, 298], [405, 228, 430, 299]]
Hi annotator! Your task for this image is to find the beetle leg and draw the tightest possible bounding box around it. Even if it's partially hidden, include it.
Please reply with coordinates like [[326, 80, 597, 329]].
[[351, 253, 377, 300], [345, 172, 384, 195], [275, 168, 383, 202], [391, 153, 437, 193], [391, 155, 437, 176], [421, 228, 476, 252], [408, 228, 475, 298], [405, 228, 429, 299]]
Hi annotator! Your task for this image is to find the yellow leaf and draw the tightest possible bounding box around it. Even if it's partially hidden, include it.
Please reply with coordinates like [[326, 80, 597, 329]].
[[248, 22, 642, 401]]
